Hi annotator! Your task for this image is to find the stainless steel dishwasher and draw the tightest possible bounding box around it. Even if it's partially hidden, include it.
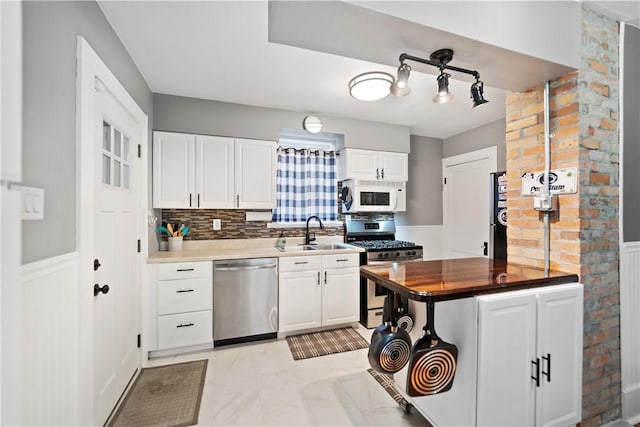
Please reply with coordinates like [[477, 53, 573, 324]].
[[213, 258, 278, 346]]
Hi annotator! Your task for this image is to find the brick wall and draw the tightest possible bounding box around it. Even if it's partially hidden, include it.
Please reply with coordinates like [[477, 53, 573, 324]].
[[505, 7, 620, 425]]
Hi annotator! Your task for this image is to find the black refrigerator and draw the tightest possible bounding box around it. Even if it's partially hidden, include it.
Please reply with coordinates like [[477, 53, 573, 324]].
[[489, 171, 508, 260]]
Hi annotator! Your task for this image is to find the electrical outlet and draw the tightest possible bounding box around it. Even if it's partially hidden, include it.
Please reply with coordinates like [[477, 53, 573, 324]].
[[212, 219, 221, 230]]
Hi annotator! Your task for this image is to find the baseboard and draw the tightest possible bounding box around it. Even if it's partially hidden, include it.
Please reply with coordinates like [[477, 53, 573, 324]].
[[623, 383, 640, 424]]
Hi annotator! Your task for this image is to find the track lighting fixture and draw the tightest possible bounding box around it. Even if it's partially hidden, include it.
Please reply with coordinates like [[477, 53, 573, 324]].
[[388, 48, 489, 107], [470, 76, 489, 108]]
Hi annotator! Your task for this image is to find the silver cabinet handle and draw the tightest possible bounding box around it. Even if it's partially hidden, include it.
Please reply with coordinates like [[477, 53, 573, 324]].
[[324, 271, 327, 284], [236, 194, 239, 208], [197, 193, 200, 207], [294, 261, 309, 265], [381, 168, 385, 179], [376, 168, 379, 179], [317, 271, 320, 285], [176, 289, 194, 293], [176, 268, 195, 272], [189, 193, 192, 207], [335, 259, 350, 262]]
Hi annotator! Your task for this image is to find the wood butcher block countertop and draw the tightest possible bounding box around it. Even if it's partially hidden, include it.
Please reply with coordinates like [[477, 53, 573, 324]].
[[360, 257, 579, 302]]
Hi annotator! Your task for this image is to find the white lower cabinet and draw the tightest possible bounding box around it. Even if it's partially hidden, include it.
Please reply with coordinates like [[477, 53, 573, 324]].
[[279, 253, 359, 334], [147, 261, 213, 355], [395, 283, 583, 427], [477, 283, 583, 427]]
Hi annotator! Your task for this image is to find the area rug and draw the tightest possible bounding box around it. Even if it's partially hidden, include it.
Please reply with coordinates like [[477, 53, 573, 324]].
[[286, 327, 369, 360], [108, 359, 208, 427], [367, 368, 413, 414]]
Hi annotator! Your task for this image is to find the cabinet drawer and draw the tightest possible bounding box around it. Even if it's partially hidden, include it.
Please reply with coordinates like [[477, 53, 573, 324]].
[[322, 253, 360, 268], [279, 255, 322, 272], [157, 310, 212, 349], [157, 261, 211, 280], [157, 278, 212, 315]]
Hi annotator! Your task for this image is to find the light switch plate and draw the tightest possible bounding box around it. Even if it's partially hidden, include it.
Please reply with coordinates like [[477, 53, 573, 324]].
[[12, 185, 45, 220], [212, 219, 221, 230]]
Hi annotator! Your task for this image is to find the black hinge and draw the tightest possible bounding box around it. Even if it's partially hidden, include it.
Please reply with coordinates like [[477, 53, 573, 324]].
[[444, 178, 447, 184], [137, 334, 141, 348], [137, 239, 141, 253], [137, 144, 142, 158]]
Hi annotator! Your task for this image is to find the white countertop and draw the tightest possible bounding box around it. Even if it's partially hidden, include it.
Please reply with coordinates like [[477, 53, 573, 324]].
[[147, 236, 364, 263]]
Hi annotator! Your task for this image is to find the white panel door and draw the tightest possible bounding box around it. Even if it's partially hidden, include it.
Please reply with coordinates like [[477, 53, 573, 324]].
[[152, 131, 193, 208], [322, 267, 359, 326], [442, 147, 496, 259], [535, 284, 583, 427], [477, 291, 537, 427], [93, 86, 140, 425], [379, 152, 408, 181], [235, 138, 276, 209], [195, 135, 234, 208], [278, 270, 321, 333]]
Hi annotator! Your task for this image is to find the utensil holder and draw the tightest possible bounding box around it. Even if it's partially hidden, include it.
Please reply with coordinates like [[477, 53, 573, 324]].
[[168, 236, 183, 252]]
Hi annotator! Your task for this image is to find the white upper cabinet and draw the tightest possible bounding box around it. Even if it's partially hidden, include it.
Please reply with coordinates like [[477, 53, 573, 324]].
[[153, 132, 194, 208], [338, 148, 408, 182], [235, 138, 276, 209], [196, 135, 234, 208], [153, 131, 275, 209]]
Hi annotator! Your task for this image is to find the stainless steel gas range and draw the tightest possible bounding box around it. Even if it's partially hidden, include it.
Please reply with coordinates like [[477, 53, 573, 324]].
[[345, 220, 423, 328]]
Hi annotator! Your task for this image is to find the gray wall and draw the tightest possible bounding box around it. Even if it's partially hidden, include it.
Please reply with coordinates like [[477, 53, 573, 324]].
[[22, 1, 153, 263], [623, 24, 640, 242], [443, 118, 507, 170], [394, 135, 443, 226], [153, 94, 411, 152]]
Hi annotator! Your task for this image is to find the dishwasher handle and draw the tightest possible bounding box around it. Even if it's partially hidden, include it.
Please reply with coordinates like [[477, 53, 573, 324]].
[[215, 263, 277, 271]]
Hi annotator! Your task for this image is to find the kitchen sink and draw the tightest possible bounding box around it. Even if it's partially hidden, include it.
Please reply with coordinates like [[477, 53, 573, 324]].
[[309, 244, 353, 250], [276, 245, 317, 252]]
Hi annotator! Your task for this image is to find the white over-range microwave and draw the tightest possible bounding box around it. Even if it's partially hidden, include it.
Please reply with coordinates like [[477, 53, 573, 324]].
[[340, 179, 406, 213]]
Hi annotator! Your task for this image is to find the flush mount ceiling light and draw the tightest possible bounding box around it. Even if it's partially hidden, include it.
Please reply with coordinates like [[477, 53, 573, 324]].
[[390, 48, 489, 107], [348, 71, 394, 101]]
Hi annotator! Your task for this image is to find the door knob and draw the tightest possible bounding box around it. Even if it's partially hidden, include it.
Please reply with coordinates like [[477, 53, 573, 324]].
[[94, 284, 110, 296]]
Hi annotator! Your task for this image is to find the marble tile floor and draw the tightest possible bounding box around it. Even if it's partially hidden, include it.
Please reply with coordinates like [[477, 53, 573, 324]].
[[146, 325, 431, 427]]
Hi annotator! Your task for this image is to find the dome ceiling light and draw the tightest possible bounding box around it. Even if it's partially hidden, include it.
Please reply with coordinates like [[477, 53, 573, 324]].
[[348, 71, 394, 101]]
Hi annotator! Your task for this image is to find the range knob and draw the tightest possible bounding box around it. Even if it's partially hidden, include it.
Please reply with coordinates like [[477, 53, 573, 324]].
[[377, 253, 384, 259], [395, 252, 400, 257], [383, 252, 389, 258]]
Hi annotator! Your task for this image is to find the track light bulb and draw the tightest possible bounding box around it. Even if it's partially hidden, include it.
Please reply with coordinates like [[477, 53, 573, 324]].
[[470, 78, 489, 108], [390, 63, 411, 96], [433, 72, 454, 104]]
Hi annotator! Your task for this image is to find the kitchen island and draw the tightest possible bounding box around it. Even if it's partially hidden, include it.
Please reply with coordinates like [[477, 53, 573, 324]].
[[359, 257, 578, 302], [360, 258, 583, 427]]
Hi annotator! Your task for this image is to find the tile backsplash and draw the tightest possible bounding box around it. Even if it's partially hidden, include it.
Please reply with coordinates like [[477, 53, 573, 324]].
[[160, 209, 393, 241]]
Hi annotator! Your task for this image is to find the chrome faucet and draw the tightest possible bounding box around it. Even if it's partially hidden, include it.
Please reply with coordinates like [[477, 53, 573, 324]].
[[304, 215, 324, 245]]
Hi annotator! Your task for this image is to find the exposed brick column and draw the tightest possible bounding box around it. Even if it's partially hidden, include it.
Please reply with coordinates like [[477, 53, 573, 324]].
[[505, 7, 620, 425]]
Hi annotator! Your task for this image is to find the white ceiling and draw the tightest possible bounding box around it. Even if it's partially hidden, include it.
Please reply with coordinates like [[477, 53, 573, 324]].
[[98, 1, 639, 140]]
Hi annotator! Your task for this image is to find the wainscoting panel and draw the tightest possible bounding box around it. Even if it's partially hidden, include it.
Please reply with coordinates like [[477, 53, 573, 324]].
[[395, 225, 443, 261], [621, 242, 640, 423], [20, 252, 79, 426]]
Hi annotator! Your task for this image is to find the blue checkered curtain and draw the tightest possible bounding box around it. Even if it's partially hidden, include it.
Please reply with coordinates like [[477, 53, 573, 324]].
[[272, 147, 337, 222]]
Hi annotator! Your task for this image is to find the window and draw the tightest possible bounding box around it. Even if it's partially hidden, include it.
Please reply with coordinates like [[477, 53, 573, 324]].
[[272, 140, 338, 224]]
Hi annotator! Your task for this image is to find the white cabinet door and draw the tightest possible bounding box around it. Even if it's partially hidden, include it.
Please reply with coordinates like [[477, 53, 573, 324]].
[[342, 148, 379, 180], [322, 267, 360, 326], [195, 135, 234, 208], [279, 270, 322, 333], [535, 285, 583, 427], [477, 291, 538, 427], [235, 138, 276, 209], [379, 152, 408, 181], [153, 131, 194, 208]]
